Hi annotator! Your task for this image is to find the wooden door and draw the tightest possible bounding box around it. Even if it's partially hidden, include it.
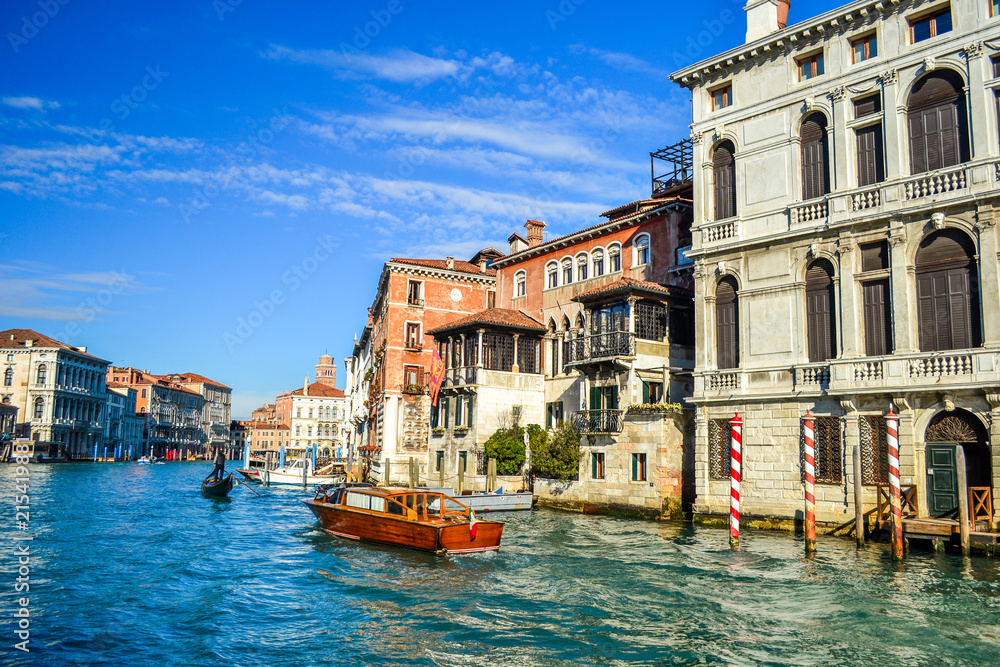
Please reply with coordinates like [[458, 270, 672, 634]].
[[926, 444, 958, 517]]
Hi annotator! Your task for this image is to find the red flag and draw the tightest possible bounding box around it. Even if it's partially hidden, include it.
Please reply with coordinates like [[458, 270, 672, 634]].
[[468, 506, 478, 539], [429, 348, 446, 406]]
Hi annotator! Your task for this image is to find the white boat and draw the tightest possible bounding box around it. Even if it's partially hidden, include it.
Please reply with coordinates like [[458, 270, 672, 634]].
[[264, 458, 346, 486], [420, 487, 534, 512], [136, 455, 157, 465]]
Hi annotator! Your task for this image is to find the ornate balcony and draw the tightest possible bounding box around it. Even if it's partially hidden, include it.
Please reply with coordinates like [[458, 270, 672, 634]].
[[573, 409, 623, 434], [564, 331, 635, 365]]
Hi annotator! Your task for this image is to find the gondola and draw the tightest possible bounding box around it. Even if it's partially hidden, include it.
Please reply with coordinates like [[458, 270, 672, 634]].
[[202, 472, 235, 498]]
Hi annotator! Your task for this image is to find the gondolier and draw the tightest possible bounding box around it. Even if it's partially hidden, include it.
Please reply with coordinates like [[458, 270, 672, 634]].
[[210, 447, 226, 481]]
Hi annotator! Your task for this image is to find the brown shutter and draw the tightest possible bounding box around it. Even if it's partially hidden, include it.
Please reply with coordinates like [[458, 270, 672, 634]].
[[853, 94, 881, 118], [713, 142, 736, 220], [916, 229, 978, 352], [856, 124, 884, 187], [716, 278, 739, 369], [805, 262, 835, 362], [800, 115, 829, 199], [908, 73, 966, 174], [938, 104, 959, 169], [860, 241, 889, 272], [862, 279, 892, 356], [909, 113, 928, 174]]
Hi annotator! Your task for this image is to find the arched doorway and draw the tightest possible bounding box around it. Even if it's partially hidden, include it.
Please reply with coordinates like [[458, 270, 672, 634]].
[[924, 409, 990, 517]]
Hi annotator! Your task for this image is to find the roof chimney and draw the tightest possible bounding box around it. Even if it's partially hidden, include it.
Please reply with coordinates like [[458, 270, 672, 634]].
[[24, 339, 33, 347], [746, 0, 789, 43], [446, 256, 455, 270], [304, 377, 309, 396], [525, 220, 545, 248], [478, 258, 488, 272]]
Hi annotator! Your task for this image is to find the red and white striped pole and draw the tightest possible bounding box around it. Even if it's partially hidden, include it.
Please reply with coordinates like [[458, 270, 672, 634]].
[[802, 410, 817, 554], [730, 411, 742, 550], [885, 407, 904, 561]]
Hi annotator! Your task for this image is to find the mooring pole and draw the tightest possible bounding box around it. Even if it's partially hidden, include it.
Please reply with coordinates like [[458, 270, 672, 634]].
[[956, 446, 970, 556], [885, 408, 904, 561], [384, 457, 390, 487], [730, 411, 742, 550], [409, 456, 415, 488], [458, 457, 466, 495], [853, 444, 865, 547], [802, 410, 817, 554]]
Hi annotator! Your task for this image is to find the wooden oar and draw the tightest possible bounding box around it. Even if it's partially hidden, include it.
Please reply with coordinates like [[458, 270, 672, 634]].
[[234, 476, 265, 497]]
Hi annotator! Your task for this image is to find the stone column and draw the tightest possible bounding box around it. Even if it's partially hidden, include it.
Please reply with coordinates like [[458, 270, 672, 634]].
[[976, 207, 1000, 346], [888, 221, 914, 353], [476, 329, 484, 368], [964, 43, 990, 159], [459, 333, 467, 381], [879, 69, 902, 180], [512, 334, 520, 373], [831, 86, 849, 191], [837, 237, 859, 357], [987, 393, 1000, 526]]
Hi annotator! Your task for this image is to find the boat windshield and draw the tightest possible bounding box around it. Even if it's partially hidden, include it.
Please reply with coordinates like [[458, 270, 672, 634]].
[[425, 495, 467, 515]]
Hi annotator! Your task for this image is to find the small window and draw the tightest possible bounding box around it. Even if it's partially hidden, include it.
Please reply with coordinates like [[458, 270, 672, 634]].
[[592, 250, 604, 277], [487, 290, 496, 309], [404, 365, 420, 387], [712, 84, 732, 110], [851, 33, 878, 63], [33, 396, 44, 419], [407, 280, 422, 306], [36, 364, 47, 385], [405, 322, 421, 349], [798, 52, 825, 81], [631, 453, 647, 482], [591, 452, 605, 480], [577, 254, 589, 281], [296, 407, 301, 418], [141, 388, 147, 399], [709, 419, 733, 480], [854, 94, 881, 119], [910, 7, 952, 43], [562, 259, 573, 284], [308, 408, 313, 418], [515, 271, 527, 297], [993, 0, 1000, 17], [547, 262, 558, 288], [608, 245, 621, 272], [546, 401, 564, 427], [435, 450, 444, 472], [634, 235, 650, 266], [3, 368, 11, 386], [642, 380, 664, 404], [860, 241, 889, 272]]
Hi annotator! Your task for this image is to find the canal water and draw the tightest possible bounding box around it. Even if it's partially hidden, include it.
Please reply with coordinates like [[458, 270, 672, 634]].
[[2, 463, 999, 666]]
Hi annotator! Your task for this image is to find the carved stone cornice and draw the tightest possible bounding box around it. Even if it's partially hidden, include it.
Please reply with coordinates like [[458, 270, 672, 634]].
[[974, 208, 998, 231], [836, 237, 855, 256], [693, 258, 707, 280], [888, 227, 907, 247], [963, 42, 984, 60], [893, 396, 912, 412], [691, 131, 703, 146], [878, 69, 898, 86], [830, 86, 848, 102], [840, 399, 857, 414], [986, 393, 1000, 410]]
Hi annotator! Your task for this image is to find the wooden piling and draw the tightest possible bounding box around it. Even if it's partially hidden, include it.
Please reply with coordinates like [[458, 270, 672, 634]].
[[488, 458, 497, 492], [458, 457, 466, 495], [956, 446, 970, 556], [885, 408, 904, 561], [729, 412, 742, 550], [408, 456, 415, 488], [384, 458, 391, 487], [439, 460, 445, 488], [802, 410, 817, 554], [853, 444, 865, 547]]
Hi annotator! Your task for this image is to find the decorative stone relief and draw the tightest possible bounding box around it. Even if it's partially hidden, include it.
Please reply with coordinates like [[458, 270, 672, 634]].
[[830, 86, 847, 102], [691, 131, 703, 145], [877, 69, 898, 86], [963, 42, 984, 60]]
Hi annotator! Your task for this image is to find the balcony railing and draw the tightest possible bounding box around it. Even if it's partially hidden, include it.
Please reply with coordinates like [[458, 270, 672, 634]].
[[794, 363, 830, 388], [406, 297, 425, 307], [702, 218, 740, 244], [790, 197, 829, 224], [565, 331, 635, 364], [573, 409, 623, 434]]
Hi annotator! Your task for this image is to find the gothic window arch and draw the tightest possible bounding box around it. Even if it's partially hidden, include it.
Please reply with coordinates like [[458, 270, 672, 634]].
[[716, 277, 740, 369]]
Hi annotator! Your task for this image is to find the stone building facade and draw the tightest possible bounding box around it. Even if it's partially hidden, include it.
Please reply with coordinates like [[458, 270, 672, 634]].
[[165, 373, 232, 453], [104, 384, 147, 457], [1, 328, 110, 457], [670, 0, 1000, 526], [106, 367, 205, 457]]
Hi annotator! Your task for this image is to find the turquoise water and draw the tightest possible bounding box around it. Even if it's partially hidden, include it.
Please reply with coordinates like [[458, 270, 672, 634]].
[[2, 463, 999, 666]]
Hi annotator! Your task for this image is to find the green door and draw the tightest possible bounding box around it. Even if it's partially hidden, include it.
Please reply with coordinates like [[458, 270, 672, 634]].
[[926, 444, 958, 517]]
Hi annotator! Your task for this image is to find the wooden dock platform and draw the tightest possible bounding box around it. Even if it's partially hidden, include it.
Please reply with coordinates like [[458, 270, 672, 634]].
[[902, 518, 999, 545]]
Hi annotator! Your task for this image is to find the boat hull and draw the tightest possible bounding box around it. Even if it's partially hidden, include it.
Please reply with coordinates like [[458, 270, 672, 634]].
[[304, 499, 503, 554], [202, 473, 234, 498], [266, 469, 344, 486]]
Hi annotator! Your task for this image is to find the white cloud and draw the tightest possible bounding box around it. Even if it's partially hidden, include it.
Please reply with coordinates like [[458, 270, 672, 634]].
[[2, 96, 60, 112], [263, 45, 461, 84]]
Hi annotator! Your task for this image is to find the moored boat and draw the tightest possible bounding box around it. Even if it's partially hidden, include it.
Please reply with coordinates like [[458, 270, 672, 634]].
[[265, 458, 345, 486], [304, 484, 503, 555], [202, 472, 235, 498], [420, 487, 533, 512]]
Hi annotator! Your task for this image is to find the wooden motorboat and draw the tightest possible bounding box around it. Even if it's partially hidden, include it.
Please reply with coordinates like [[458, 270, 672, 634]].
[[304, 484, 503, 555], [235, 467, 262, 483], [202, 472, 235, 498]]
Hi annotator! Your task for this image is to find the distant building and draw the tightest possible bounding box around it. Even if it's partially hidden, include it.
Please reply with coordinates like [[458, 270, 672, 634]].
[[106, 367, 205, 457], [164, 373, 232, 454], [276, 377, 347, 459], [105, 384, 147, 457], [1, 328, 110, 458], [345, 322, 375, 469]]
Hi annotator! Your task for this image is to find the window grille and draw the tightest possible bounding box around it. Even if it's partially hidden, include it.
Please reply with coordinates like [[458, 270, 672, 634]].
[[709, 419, 732, 480], [860, 415, 889, 485], [482, 332, 515, 371], [517, 338, 539, 374], [464, 337, 477, 367], [636, 301, 666, 341], [803, 417, 843, 484]]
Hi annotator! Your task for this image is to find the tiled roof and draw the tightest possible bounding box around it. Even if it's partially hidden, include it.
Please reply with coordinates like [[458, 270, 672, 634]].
[[389, 258, 496, 277], [168, 372, 232, 390], [599, 199, 662, 220], [0, 328, 107, 361], [287, 382, 345, 398], [427, 308, 545, 335], [572, 277, 694, 302]]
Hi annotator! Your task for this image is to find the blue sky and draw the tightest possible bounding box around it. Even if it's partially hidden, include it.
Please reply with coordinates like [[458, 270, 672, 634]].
[[0, 0, 831, 417]]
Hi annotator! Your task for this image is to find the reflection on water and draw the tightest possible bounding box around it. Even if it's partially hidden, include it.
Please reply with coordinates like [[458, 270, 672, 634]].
[[1, 463, 999, 666]]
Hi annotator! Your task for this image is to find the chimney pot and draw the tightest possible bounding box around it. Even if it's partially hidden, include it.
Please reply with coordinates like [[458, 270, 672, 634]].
[[745, 0, 789, 43], [446, 256, 455, 270], [525, 219, 546, 248]]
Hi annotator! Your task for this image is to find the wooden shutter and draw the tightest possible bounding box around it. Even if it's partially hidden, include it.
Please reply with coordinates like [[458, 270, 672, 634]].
[[442, 397, 450, 427], [592, 453, 598, 478], [642, 380, 650, 404], [800, 115, 829, 199], [908, 74, 964, 174], [713, 142, 736, 220], [862, 279, 892, 356], [856, 124, 884, 187], [590, 386, 601, 410], [916, 231, 979, 351], [860, 241, 888, 272], [716, 278, 739, 369], [805, 262, 836, 362]]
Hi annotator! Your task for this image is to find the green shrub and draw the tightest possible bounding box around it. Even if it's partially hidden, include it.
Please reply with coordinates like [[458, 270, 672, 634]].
[[531, 422, 582, 481], [483, 424, 526, 475]]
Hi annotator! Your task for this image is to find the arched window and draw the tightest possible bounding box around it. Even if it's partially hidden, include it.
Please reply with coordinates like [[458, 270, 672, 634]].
[[805, 259, 837, 362], [916, 230, 980, 351], [577, 253, 589, 281], [634, 234, 650, 266], [560, 258, 573, 284], [546, 262, 558, 288], [800, 114, 830, 199], [713, 141, 737, 220], [139, 406, 145, 414], [33, 397, 44, 419], [716, 278, 739, 370], [907, 71, 969, 174], [3, 368, 11, 387], [36, 364, 47, 386], [515, 270, 527, 297], [608, 244, 622, 272], [592, 249, 605, 276]]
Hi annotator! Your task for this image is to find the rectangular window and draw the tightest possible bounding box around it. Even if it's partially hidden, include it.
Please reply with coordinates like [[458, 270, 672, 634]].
[[641, 380, 664, 404], [851, 33, 878, 63], [631, 453, 647, 482], [609, 248, 621, 273], [593, 254, 604, 276], [407, 280, 423, 306], [797, 52, 825, 80], [860, 416, 889, 484], [458, 450, 468, 472], [546, 401, 564, 427], [712, 85, 732, 110], [404, 365, 420, 387], [856, 124, 885, 187], [405, 323, 421, 349], [910, 7, 952, 42], [669, 307, 695, 346], [994, 0, 1000, 16], [454, 396, 465, 426], [804, 417, 843, 484], [591, 452, 605, 480], [487, 290, 496, 309], [709, 419, 732, 480], [547, 268, 558, 288], [435, 450, 444, 472], [563, 263, 573, 284], [578, 260, 588, 281], [442, 397, 449, 428]]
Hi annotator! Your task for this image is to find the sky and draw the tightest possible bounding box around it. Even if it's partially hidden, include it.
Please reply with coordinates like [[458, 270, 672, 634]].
[[0, 0, 832, 418]]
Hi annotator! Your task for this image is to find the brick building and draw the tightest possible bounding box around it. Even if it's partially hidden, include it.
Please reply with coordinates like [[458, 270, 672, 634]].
[[164, 373, 232, 454], [106, 367, 205, 457], [274, 354, 348, 459]]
